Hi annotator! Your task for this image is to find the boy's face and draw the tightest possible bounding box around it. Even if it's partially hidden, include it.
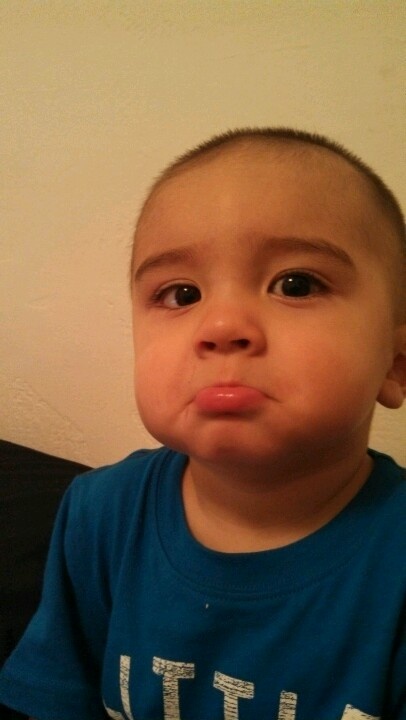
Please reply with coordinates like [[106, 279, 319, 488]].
[[131, 145, 404, 469]]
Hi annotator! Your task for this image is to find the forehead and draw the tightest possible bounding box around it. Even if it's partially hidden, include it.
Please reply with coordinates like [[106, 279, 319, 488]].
[[135, 144, 383, 255]]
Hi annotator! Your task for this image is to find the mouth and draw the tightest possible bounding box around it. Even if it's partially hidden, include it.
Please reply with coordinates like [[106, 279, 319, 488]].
[[194, 384, 266, 414]]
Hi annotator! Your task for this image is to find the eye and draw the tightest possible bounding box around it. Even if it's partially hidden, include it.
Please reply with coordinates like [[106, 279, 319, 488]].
[[270, 272, 326, 298], [155, 284, 201, 308]]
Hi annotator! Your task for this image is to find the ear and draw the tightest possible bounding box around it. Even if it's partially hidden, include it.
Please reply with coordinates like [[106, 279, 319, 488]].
[[377, 324, 406, 409]]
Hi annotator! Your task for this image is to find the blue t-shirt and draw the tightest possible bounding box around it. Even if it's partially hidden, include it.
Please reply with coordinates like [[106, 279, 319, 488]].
[[0, 448, 405, 720]]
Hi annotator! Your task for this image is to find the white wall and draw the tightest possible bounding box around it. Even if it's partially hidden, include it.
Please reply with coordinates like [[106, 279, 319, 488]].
[[1, 0, 405, 467]]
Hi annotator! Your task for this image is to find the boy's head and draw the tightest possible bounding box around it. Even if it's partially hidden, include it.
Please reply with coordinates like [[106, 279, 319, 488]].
[[130, 128, 406, 469]]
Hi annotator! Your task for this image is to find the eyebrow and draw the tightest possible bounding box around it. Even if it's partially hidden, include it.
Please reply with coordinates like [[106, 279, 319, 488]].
[[133, 236, 354, 283], [133, 247, 200, 283], [260, 235, 355, 267]]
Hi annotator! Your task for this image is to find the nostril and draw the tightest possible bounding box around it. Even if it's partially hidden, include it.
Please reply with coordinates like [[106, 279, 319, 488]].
[[202, 341, 216, 351], [234, 338, 250, 349]]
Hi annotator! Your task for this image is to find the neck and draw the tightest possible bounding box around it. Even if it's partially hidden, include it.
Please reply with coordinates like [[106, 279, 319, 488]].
[[182, 448, 373, 553]]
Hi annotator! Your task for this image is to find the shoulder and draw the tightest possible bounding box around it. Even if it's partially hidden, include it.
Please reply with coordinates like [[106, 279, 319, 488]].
[[50, 447, 186, 584], [60, 446, 186, 540], [362, 449, 406, 561], [68, 445, 182, 501], [367, 449, 405, 502]]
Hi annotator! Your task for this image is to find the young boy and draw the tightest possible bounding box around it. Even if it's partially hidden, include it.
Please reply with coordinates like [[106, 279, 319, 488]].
[[0, 128, 405, 720]]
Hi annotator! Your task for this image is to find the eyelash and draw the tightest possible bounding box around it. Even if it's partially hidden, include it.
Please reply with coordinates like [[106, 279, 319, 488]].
[[271, 272, 327, 298], [151, 284, 201, 308], [150, 272, 328, 308]]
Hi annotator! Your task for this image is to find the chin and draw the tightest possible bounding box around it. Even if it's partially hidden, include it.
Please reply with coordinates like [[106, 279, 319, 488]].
[[184, 436, 293, 468]]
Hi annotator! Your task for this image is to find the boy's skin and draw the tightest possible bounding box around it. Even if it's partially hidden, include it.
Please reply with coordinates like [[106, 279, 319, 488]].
[[131, 141, 406, 554]]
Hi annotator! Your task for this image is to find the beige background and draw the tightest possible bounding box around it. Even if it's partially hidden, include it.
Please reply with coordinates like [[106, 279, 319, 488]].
[[1, 1, 405, 468]]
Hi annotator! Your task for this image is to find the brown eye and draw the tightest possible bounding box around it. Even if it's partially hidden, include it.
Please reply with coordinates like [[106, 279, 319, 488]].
[[271, 273, 325, 298], [160, 284, 201, 308]]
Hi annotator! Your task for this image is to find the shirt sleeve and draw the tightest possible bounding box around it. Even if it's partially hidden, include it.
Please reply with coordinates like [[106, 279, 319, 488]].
[[0, 477, 110, 720]]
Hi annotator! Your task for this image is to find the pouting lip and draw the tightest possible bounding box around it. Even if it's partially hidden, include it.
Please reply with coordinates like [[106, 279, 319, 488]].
[[193, 383, 268, 413]]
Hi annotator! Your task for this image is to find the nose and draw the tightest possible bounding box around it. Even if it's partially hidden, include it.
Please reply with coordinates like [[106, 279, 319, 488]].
[[194, 305, 266, 357]]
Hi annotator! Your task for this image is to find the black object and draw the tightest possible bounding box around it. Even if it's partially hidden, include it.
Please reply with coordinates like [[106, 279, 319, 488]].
[[0, 440, 91, 719]]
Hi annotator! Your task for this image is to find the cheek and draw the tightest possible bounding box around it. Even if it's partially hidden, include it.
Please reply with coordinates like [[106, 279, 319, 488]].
[[133, 343, 195, 449], [133, 333, 193, 408], [133, 356, 168, 439], [292, 327, 391, 413]]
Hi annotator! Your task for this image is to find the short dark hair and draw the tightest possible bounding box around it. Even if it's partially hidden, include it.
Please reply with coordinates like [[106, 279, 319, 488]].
[[133, 127, 406, 315], [156, 127, 405, 248]]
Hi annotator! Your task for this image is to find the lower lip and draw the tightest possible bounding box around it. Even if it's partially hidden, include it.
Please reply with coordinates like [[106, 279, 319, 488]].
[[194, 386, 265, 413]]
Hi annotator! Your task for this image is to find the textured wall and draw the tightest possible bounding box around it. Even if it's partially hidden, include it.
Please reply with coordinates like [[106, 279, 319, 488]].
[[1, 1, 405, 467]]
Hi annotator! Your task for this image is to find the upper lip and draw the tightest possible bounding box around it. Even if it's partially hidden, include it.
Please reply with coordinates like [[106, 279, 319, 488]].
[[204, 381, 249, 388], [200, 381, 265, 392], [214, 381, 242, 386]]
